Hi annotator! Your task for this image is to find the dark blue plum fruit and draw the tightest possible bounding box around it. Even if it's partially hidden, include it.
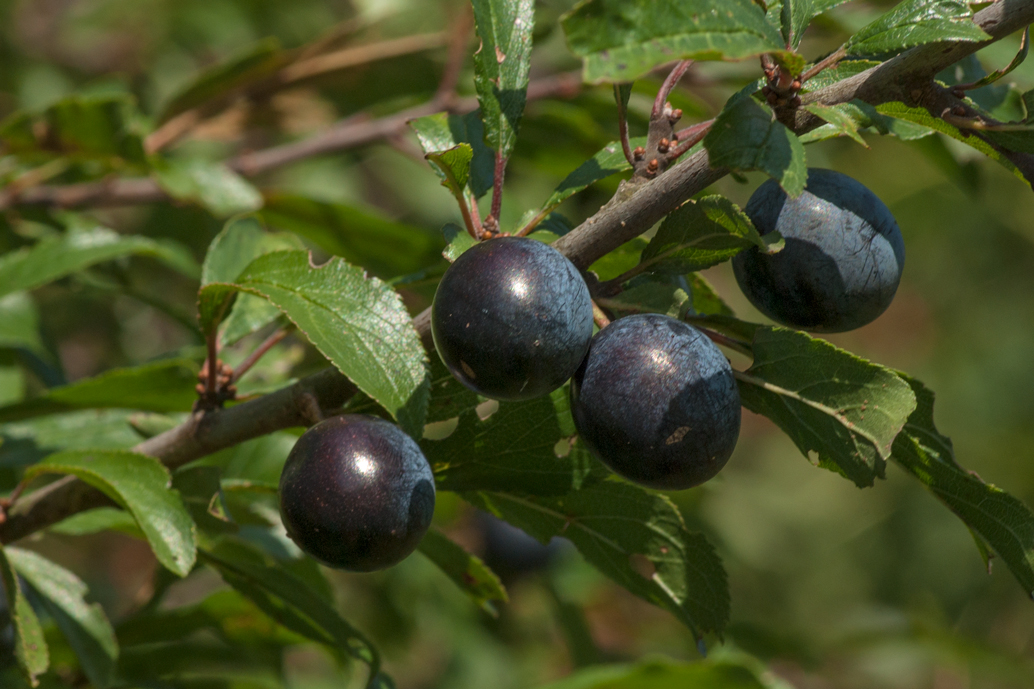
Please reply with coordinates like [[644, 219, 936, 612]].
[[733, 168, 905, 333], [570, 314, 740, 490], [278, 415, 435, 572], [479, 512, 566, 577], [431, 236, 593, 401]]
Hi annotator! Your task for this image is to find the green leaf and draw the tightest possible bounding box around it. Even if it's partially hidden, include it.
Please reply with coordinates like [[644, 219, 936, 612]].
[[425, 144, 474, 197], [802, 103, 868, 146], [0, 410, 144, 469], [158, 38, 285, 123], [261, 194, 444, 278], [441, 223, 478, 262], [891, 375, 1034, 597], [0, 224, 199, 299], [155, 159, 264, 218], [588, 238, 648, 281], [172, 466, 237, 538], [539, 136, 645, 213], [23, 450, 198, 576], [49, 507, 144, 539], [199, 251, 429, 436], [219, 294, 285, 347], [472, 0, 535, 159], [467, 479, 729, 637], [424, 387, 607, 496], [737, 327, 917, 487], [704, 97, 807, 196], [801, 59, 881, 91], [958, 27, 1028, 90], [0, 95, 146, 164], [601, 280, 692, 319], [6, 548, 118, 688], [534, 657, 769, 689], [845, 0, 990, 57], [0, 358, 200, 423], [0, 293, 47, 359], [417, 528, 508, 615], [199, 538, 381, 677], [639, 195, 774, 275], [781, 0, 815, 49], [687, 273, 734, 316], [0, 545, 49, 686], [409, 111, 496, 198], [561, 0, 795, 83]]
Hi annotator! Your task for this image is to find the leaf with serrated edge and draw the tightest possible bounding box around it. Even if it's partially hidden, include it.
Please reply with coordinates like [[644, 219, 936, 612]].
[[562, 0, 798, 83], [846, 0, 989, 57], [639, 195, 770, 274], [892, 375, 1034, 597], [466, 480, 729, 637], [417, 528, 507, 615], [0, 545, 49, 686], [23, 450, 197, 576], [6, 548, 119, 688], [425, 144, 474, 197], [540, 136, 645, 213], [410, 111, 495, 198], [704, 97, 807, 196], [472, 0, 535, 159], [737, 327, 916, 487], [803, 103, 869, 146], [688, 273, 734, 316], [200, 250, 429, 436]]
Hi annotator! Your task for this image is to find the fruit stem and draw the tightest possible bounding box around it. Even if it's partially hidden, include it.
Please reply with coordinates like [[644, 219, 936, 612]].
[[615, 84, 636, 166], [232, 324, 297, 385], [653, 60, 693, 119], [591, 301, 612, 329]]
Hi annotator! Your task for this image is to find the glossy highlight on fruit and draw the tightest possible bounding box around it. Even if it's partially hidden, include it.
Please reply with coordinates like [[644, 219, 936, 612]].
[[278, 415, 435, 572], [733, 168, 905, 333], [570, 314, 741, 490], [431, 236, 594, 400]]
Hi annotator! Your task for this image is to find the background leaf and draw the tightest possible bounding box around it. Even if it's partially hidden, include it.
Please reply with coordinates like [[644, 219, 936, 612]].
[[0, 545, 49, 686], [155, 159, 264, 218], [417, 528, 508, 616], [845, 0, 990, 57], [6, 547, 119, 688], [534, 657, 769, 689], [22, 450, 198, 576]]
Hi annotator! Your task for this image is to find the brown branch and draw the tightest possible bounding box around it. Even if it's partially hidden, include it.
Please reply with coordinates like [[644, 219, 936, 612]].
[[2, 1, 1033, 544], [0, 71, 582, 212]]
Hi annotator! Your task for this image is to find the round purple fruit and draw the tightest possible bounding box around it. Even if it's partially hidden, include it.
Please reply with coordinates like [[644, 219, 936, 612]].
[[278, 415, 435, 572], [733, 168, 905, 333], [432, 236, 593, 400], [570, 314, 741, 490]]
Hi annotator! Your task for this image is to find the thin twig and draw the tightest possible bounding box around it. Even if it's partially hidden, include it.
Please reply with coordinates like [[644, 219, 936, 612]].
[[668, 118, 714, 162], [652, 60, 693, 119], [801, 46, 848, 83], [204, 333, 219, 399], [614, 84, 635, 166], [592, 301, 612, 329], [694, 326, 754, 358], [231, 325, 296, 384]]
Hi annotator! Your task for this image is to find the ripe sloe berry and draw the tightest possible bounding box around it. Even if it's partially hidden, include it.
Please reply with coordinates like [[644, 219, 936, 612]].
[[733, 168, 905, 332], [278, 415, 435, 572], [432, 237, 593, 400], [570, 314, 741, 490]]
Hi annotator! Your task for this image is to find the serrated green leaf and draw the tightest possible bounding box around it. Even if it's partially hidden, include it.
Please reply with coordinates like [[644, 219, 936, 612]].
[[261, 194, 444, 278], [0, 95, 146, 164], [158, 38, 285, 123], [155, 159, 264, 218], [425, 355, 480, 424], [0, 545, 49, 686], [417, 528, 507, 615], [737, 327, 917, 487], [891, 375, 1034, 598], [562, 0, 797, 83], [704, 97, 807, 196], [49, 507, 144, 538], [0, 293, 46, 359], [639, 195, 771, 275], [0, 358, 200, 423], [780, 0, 815, 49], [220, 294, 286, 347], [467, 479, 729, 636], [199, 251, 429, 436], [409, 111, 496, 198], [202, 216, 303, 287], [801, 59, 880, 91], [425, 144, 474, 197], [539, 136, 644, 213], [958, 27, 1028, 90], [0, 224, 199, 299], [199, 538, 381, 677], [802, 102, 869, 146], [0, 411, 144, 469], [173, 466, 237, 538], [534, 657, 769, 689], [588, 238, 648, 281], [6, 548, 118, 688], [472, 0, 535, 159], [845, 0, 989, 57], [601, 280, 692, 319], [441, 223, 478, 262], [423, 387, 607, 496], [688, 273, 734, 316], [23, 450, 197, 576]]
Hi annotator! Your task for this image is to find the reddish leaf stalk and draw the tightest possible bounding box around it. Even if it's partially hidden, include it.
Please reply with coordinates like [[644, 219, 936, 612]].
[[231, 325, 297, 385], [653, 60, 693, 119]]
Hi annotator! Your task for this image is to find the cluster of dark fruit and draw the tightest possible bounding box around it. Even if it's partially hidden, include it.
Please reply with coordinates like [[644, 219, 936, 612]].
[[277, 168, 904, 573]]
